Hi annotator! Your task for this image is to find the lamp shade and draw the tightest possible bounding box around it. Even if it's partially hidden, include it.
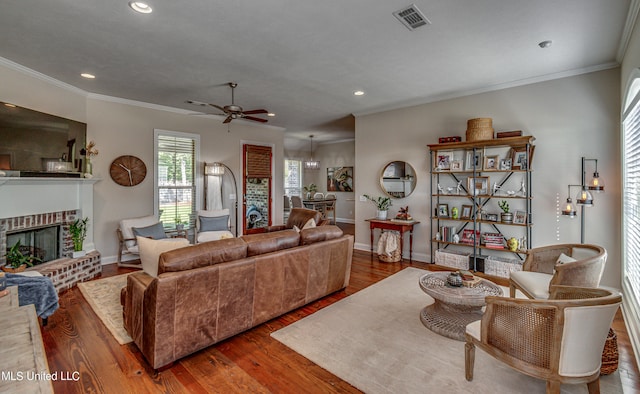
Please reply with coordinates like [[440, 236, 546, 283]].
[[576, 188, 593, 207], [304, 160, 320, 170], [205, 162, 225, 176], [588, 172, 605, 192], [562, 198, 577, 218]]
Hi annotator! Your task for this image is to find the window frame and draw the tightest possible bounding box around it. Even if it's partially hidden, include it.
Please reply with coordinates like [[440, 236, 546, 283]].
[[153, 129, 201, 228]]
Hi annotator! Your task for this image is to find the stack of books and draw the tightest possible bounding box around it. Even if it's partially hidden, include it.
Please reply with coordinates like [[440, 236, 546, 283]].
[[460, 229, 480, 245], [482, 232, 505, 249], [439, 226, 458, 242]]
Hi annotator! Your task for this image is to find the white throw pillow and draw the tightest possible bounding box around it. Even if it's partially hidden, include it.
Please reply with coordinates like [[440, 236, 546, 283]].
[[137, 236, 189, 277], [556, 253, 577, 265], [293, 218, 316, 233]]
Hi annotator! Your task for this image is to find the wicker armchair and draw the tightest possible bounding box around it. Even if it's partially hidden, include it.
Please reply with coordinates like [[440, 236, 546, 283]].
[[465, 286, 621, 394], [509, 244, 606, 299]]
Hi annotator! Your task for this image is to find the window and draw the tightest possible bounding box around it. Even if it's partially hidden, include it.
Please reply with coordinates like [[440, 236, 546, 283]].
[[622, 69, 640, 335], [154, 129, 200, 228], [284, 159, 302, 197]]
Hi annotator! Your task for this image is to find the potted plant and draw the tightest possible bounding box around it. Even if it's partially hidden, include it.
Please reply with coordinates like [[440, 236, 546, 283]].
[[363, 194, 392, 220], [3, 240, 41, 273], [175, 217, 186, 230], [69, 217, 89, 257], [303, 183, 318, 199], [498, 200, 513, 223]]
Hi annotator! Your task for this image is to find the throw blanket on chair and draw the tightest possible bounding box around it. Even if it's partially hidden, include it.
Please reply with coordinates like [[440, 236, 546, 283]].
[[6, 274, 59, 319]]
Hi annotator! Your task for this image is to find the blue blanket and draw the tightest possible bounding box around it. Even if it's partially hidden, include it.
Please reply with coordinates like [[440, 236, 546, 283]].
[[5, 274, 59, 319]]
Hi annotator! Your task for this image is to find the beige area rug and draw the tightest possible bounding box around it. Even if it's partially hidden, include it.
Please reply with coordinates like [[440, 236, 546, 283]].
[[78, 273, 133, 345], [271, 267, 622, 394]]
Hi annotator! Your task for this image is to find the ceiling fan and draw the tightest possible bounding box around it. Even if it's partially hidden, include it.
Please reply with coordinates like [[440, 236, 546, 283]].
[[187, 82, 269, 124]]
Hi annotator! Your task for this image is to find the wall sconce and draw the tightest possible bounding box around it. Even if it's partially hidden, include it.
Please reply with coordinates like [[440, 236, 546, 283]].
[[204, 162, 238, 236], [561, 157, 605, 243]]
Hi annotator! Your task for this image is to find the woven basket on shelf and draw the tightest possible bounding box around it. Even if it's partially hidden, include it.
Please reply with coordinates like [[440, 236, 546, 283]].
[[466, 117, 494, 141], [600, 328, 619, 375]]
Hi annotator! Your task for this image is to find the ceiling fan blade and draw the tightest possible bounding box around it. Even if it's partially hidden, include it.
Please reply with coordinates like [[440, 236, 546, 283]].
[[223, 115, 233, 124], [209, 104, 227, 113], [243, 115, 268, 123], [243, 109, 268, 115]]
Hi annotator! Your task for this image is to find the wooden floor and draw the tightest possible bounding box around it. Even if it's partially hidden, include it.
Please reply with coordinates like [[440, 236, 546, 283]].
[[41, 223, 639, 393]]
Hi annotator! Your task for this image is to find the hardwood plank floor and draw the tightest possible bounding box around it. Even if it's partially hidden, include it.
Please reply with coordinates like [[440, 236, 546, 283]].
[[41, 224, 639, 393]]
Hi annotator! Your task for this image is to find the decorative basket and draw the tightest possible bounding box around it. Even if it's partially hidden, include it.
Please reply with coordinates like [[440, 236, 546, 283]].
[[600, 328, 619, 375], [466, 117, 494, 141], [379, 248, 401, 263], [1, 264, 27, 273]]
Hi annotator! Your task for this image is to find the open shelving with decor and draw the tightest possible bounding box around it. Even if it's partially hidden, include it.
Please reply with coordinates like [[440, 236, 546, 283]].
[[427, 136, 535, 277]]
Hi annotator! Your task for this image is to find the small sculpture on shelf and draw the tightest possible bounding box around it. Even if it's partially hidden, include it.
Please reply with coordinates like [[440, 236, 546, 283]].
[[456, 180, 463, 195], [519, 177, 526, 197], [437, 184, 445, 194], [395, 206, 413, 221]]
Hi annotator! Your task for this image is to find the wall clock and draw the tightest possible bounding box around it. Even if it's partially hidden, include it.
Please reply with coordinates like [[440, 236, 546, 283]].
[[110, 155, 147, 187]]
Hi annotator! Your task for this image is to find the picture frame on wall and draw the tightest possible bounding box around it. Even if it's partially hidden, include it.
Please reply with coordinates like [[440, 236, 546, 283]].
[[327, 166, 353, 192], [435, 151, 454, 170]]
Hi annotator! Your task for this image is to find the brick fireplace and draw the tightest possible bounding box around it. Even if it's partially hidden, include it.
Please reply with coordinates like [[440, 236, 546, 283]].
[[0, 177, 101, 293]]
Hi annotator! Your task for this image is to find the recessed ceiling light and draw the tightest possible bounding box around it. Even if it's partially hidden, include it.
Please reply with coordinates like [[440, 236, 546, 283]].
[[81, 73, 96, 79], [4, 103, 16, 108], [129, 1, 153, 14], [538, 40, 552, 49], [353, 90, 365, 96], [267, 113, 276, 117]]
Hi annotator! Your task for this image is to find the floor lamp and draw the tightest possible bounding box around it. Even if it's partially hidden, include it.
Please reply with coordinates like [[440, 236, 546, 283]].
[[204, 162, 238, 237], [560, 157, 605, 243]]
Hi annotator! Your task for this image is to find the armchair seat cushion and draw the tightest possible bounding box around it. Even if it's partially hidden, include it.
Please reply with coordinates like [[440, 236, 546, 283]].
[[510, 271, 552, 299]]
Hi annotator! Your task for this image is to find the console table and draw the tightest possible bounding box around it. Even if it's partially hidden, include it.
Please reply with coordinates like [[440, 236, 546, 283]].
[[366, 218, 419, 262]]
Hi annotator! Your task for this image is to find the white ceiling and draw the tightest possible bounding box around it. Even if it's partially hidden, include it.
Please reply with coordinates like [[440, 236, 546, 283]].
[[0, 1, 633, 150]]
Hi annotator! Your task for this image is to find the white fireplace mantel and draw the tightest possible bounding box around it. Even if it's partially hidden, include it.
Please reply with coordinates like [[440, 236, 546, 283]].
[[0, 177, 99, 251]]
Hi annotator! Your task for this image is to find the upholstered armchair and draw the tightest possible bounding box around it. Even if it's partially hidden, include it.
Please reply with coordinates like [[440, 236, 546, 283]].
[[266, 208, 327, 232], [117, 215, 169, 266], [465, 285, 621, 394], [509, 244, 606, 299], [194, 209, 234, 243]]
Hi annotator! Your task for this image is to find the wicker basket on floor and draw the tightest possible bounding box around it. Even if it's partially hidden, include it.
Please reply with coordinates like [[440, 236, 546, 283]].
[[378, 248, 401, 263], [600, 328, 619, 375]]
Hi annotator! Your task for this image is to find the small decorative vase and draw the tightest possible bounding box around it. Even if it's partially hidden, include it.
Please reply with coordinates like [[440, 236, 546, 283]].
[[507, 237, 519, 252], [72, 250, 86, 258], [447, 272, 463, 287], [377, 210, 388, 220], [85, 157, 93, 175]]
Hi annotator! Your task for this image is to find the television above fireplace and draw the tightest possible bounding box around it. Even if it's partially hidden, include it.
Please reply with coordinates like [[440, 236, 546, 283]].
[[0, 101, 87, 176]]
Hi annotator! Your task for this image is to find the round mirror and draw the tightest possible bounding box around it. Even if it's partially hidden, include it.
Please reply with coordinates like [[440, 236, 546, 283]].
[[380, 161, 417, 198]]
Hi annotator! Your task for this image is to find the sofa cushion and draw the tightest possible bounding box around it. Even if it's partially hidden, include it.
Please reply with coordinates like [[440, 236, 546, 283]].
[[293, 218, 316, 232], [200, 215, 230, 232], [133, 222, 167, 240], [158, 237, 247, 274], [241, 230, 300, 257], [137, 236, 190, 277], [300, 225, 344, 245]]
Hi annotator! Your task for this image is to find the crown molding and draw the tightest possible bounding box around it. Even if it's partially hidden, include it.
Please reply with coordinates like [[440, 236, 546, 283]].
[[0, 56, 88, 96], [353, 62, 620, 117], [617, 0, 640, 62]]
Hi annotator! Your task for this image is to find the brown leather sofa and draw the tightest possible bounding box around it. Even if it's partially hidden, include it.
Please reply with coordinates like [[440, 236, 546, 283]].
[[122, 225, 353, 370]]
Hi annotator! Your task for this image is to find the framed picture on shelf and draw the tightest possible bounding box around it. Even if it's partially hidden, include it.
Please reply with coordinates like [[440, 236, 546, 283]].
[[464, 150, 483, 171], [435, 151, 454, 170], [437, 203, 449, 218], [467, 176, 489, 195], [485, 213, 499, 222], [483, 155, 499, 171], [460, 205, 473, 220], [513, 210, 527, 224], [511, 147, 528, 170], [450, 160, 463, 171], [499, 158, 512, 170]]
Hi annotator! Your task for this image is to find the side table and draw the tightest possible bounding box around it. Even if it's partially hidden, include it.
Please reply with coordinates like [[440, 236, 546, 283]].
[[366, 218, 419, 262]]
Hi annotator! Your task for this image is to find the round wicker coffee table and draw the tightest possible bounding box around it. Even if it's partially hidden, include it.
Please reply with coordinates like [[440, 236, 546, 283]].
[[419, 272, 503, 341]]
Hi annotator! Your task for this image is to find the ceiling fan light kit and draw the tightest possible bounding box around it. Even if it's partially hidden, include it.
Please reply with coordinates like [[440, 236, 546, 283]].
[[188, 82, 269, 124]]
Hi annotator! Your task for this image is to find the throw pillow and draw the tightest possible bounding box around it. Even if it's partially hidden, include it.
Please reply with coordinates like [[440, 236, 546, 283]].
[[137, 236, 189, 277], [556, 253, 576, 265], [132, 222, 167, 240], [293, 218, 316, 233], [199, 215, 229, 232]]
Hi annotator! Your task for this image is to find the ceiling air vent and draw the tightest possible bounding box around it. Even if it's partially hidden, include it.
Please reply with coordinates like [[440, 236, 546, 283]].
[[393, 4, 431, 31]]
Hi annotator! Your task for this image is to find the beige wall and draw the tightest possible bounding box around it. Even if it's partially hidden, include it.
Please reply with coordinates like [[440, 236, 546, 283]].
[[0, 62, 285, 263], [355, 68, 622, 288]]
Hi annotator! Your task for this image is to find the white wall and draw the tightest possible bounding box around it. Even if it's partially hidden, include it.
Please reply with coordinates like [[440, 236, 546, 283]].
[[355, 68, 621, 289], [0, 61, 285, 263]]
